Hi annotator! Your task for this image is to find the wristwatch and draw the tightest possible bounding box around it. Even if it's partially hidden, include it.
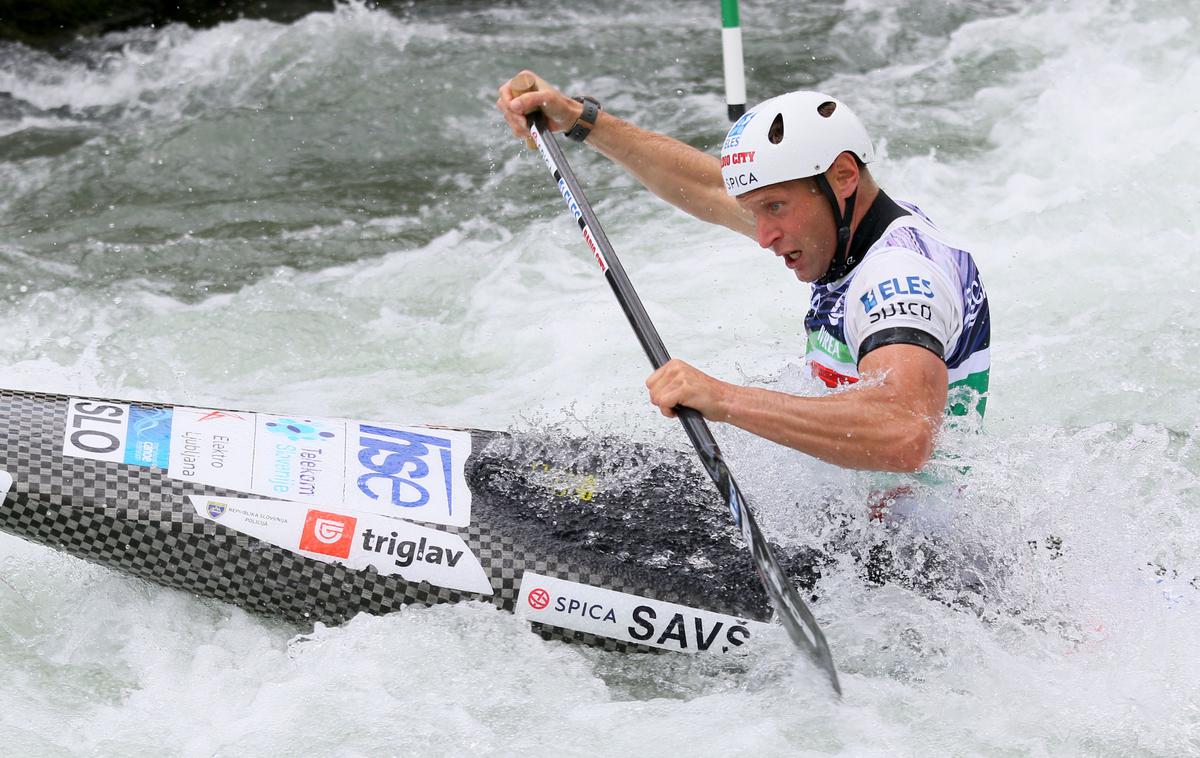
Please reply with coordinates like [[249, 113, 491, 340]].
[[566, 96, 602, 142]]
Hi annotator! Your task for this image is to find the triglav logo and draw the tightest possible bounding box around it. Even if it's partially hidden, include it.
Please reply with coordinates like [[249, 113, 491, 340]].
[[265, 418, 337, 443], [299, 509, 356, 559], [312, 518, 346, 544]]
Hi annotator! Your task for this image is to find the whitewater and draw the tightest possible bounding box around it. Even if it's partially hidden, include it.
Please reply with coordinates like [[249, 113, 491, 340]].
[[1, 0, 1197, 755]]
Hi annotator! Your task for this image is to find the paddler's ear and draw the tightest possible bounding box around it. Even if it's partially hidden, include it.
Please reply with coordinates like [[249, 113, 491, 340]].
[[826, 152, 861, 200]]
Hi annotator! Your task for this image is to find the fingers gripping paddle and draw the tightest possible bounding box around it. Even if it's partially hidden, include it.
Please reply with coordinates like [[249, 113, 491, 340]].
[[512, 76, 841, 696]]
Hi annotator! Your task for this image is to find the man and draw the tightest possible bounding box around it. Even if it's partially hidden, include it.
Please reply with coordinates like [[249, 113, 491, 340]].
[[497, 72, 990, 476]]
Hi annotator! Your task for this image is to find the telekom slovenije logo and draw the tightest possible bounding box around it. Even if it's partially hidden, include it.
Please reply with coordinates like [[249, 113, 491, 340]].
[[527, 587, 550, 610], [300, 509, 356, 559]]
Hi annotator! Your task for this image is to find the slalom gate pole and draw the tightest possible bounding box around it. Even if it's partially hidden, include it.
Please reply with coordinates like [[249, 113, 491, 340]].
[[721, 0, 747, 121]]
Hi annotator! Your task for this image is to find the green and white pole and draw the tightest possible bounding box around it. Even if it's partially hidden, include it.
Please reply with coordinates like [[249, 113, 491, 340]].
[[721, 0, 746, 122]]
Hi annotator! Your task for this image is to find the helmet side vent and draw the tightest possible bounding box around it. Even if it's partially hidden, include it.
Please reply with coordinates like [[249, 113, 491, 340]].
[[817, 101, 837, 118], [768, 113, 785, 144]]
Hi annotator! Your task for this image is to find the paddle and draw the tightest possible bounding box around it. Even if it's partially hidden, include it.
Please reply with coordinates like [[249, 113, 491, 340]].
[[511, 76, 841, 696]]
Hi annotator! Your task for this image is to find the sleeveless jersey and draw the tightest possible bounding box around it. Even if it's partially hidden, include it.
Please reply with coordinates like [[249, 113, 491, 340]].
[[803, 201, 990, 418]]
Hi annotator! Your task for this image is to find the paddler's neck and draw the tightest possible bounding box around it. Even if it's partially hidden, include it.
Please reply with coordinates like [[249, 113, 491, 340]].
[[846, 178, 880, 241]]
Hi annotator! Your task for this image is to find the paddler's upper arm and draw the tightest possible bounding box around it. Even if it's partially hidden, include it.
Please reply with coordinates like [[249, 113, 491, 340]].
[[857, 344, 948, 470], [843, 248, 960, 467]]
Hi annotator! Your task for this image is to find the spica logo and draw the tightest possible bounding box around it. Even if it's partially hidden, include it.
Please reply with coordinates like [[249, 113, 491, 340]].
[[265, 418, 337, 443], [527, 587, 550, 610]]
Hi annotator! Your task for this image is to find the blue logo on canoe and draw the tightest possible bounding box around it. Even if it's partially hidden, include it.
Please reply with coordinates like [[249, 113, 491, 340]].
[[265, 418, 337, 443], [356, 425, 455, 512], [125, 405, 173, 468], [207, 500, 227, 519]]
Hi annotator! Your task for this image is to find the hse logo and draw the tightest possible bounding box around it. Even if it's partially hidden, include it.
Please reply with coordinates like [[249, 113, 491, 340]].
[[518, 572, 761, 654], [861, 275, 936, 314], [719, 151, 755, 167], [265, 418, 337, 443], [300, 509, 357, 559], [357, 425, 456, 509], [361, 528, 464, 569]]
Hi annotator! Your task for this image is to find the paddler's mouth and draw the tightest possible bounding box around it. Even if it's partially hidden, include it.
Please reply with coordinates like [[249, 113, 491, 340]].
[[778, 250, 803, 269]]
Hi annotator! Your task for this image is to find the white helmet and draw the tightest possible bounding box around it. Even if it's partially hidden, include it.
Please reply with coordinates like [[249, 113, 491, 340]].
[[720, 91, 874, 197]]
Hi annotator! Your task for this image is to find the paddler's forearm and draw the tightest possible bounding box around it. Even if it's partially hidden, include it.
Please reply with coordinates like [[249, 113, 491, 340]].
[[585, 112, 754, 237], [712, 383, 941, 473]]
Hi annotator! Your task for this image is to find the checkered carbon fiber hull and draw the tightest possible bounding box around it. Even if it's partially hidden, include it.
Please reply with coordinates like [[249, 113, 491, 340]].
[[0, 389, 820, 650]]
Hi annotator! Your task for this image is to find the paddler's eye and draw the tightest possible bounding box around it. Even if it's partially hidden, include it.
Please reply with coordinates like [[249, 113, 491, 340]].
[[768, 201, 784, 213]]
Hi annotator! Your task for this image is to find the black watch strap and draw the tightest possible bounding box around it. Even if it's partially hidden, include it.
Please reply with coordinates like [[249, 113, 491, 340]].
[[566, 96, 601, 142]]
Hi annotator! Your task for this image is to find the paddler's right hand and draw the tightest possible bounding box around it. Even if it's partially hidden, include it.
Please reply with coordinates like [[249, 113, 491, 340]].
[[496, 71, 585, 141]]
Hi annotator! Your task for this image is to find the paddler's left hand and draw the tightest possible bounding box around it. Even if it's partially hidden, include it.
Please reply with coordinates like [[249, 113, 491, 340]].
[[646, 359, 733, 420]]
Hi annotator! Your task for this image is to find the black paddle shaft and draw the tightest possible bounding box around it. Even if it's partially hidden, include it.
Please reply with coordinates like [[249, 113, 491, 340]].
[[522, 108, 841, 696]]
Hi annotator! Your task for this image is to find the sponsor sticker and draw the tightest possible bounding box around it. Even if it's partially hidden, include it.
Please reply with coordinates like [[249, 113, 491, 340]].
[[189, 496, 492, 596], [516, 572, 766, 654], [125, 405, 173, 468], [67, 400, 474, 528], [346, 423, 472, 527], [252, 414, 345, 504], [299, 509, 357, 559], [0, 470, 12, 501], [168, 407, 255, 491], [63, 399, 173, 468]]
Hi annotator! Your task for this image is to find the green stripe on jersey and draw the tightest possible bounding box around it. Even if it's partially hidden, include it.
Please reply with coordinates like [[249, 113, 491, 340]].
[[806, 328, 853, 364], [947, 369, 989, 418]]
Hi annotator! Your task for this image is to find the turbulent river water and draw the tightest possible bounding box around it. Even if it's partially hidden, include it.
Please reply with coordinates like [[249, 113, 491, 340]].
[[1, 0, 1198, 755]]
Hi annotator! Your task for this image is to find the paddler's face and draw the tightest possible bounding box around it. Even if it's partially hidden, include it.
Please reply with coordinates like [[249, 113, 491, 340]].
[[738, 178, 838, 283]]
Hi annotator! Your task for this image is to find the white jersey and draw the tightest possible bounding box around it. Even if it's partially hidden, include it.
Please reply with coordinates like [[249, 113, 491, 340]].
[[804, 201, 990, 418]]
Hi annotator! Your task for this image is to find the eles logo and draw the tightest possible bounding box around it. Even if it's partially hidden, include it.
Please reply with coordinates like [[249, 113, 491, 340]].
[[300, 509, 356, 559], [722, 111, 756, 151], [874, 275, 935, 302], [861, 276, 935, 315], [860, 290, 878, 313]]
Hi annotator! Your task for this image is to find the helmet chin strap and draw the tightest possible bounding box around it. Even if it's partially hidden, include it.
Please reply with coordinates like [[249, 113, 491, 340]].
[[814, 174, 858, 283]]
